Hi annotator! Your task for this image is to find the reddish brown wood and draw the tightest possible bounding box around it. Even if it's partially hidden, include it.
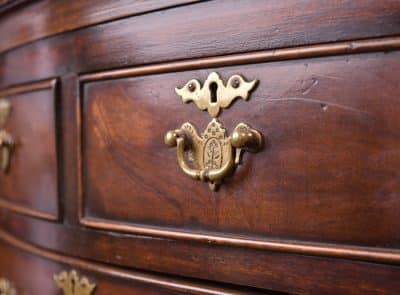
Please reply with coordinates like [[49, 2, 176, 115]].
[[81, 52, 400, 250], [80, 36, 400, 83], [1, 1, 400, 294], [58, 74, 80, 225], [1, 0, 400, 87], [2, 212, 400, 295], [0, 232, 265, 295], [0, 0, 200, 54], [0, 79, 59, 220]]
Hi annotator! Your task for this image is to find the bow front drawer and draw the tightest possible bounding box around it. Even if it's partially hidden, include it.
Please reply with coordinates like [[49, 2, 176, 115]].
[[0, 79, 59, 221], [79, 51, 400, 250]]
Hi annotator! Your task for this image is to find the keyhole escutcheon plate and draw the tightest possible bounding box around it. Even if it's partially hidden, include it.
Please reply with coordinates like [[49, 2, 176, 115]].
[[175, 72, 258, 117]]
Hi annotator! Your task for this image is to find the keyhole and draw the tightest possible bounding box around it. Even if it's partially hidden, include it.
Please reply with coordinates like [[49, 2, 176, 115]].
[[209, 82, 218, 103]]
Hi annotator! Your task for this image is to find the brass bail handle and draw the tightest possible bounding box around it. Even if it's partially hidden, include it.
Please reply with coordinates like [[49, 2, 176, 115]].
[[165, 119, 262, 191], [0, 98, 14, 173], [165, 72, 263, 191]]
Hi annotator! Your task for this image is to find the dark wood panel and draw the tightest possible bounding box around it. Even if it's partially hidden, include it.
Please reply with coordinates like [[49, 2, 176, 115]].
[[0, 0, 200, 54], [0, 0, 29, 15], [0, 231, 266, 295], [59, 74, 80, 225], [0, 2, 399, 294], [1, 213, 400, 295], [0, 79, 59, 220], [81, 52, 400, 249], [1, 0, 400, 86]]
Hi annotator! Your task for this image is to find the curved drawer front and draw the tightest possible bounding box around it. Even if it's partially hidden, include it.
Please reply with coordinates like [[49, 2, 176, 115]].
[[1, 1, 400, 294], [0, 80, 59, 220], [0, 233, 262, 295], [80, 51, 400, 249]]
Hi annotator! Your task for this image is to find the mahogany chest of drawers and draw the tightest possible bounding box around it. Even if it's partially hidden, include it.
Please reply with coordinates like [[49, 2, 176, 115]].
[[0, 0, 400, 294]]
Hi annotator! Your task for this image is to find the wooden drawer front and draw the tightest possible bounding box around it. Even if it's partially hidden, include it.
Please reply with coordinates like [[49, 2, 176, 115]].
[[0, 233, 261, 295], [0, 241, 177, 295], [80, 51, 400, 249], [0, 80, 58, 220]]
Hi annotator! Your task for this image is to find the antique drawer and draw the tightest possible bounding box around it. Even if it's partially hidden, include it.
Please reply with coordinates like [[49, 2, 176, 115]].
[[0, 79, 59, 221], [0, 232, 263, 295], [79, 51, 400, 251]]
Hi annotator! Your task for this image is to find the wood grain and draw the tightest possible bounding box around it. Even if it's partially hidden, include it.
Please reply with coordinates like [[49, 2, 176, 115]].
[[1, 1, 400, 294], [0, 230, 268, 295], [2, 212, 400, 294], [0, 0, 201, 54], [1, 0, 400, 87], [80, 52, 400, 250], [0, 79, 59, 220], [80, 36, 400, 82]]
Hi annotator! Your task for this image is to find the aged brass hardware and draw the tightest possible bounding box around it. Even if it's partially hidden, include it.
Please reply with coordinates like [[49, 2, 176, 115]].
[[0, 99, 14, 173], [0, 278, 17, 295], [0, 99, 11, 127], [175, 72, 257, 117], [54, 270, 96, 295], [165, 119, 262, 191], [168, 72, 263, 190]]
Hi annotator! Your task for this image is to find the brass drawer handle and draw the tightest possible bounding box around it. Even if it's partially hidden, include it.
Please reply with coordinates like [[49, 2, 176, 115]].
[[54, 270, 96, 295], [0, 99, 14, 173], [165, 72, 263, 191], [165, 119, 262, 191]]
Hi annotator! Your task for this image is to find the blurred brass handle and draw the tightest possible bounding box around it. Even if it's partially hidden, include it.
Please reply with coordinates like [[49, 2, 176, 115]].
[[54, 270, 96, 295], [165, 119, 262, 191], [0, 98, 13, 173], [0, 130, 13, 172], [0, 277, 17, 295]]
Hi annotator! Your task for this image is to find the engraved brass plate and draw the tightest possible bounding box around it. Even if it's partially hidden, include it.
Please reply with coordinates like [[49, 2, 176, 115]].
[[0, 278, 17, 295], [165, 119, 262, 191], [166, 72, 263, 191], [54, 270, 95, 295], [0, 98, 14, 173], [175, 72, 257, 117]]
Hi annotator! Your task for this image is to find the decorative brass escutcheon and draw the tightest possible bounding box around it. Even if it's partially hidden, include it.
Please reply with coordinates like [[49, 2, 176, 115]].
[[165, 72, 263, 191], [54, 270, 96, 295], [0, 98, 14, 173], [175, 72, 257, 117]]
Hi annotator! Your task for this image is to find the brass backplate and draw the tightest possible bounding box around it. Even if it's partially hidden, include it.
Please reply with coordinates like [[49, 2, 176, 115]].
[[165, 119, 262, 191], [175, 72, 257, 117], [54, 270, 95, 295], [166, 72, 263, 190]]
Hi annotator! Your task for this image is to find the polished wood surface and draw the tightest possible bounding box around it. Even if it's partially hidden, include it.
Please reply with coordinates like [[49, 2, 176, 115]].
[[3, 211, 400, 294], [0, 231, 267, 295], [0, 79, 58, 220], [0, 1, 400, 294], [80, 36, 400, 82], [81, 51, 400, 248], [2, 1, 400, 87], [0, 0, 200, 54]]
